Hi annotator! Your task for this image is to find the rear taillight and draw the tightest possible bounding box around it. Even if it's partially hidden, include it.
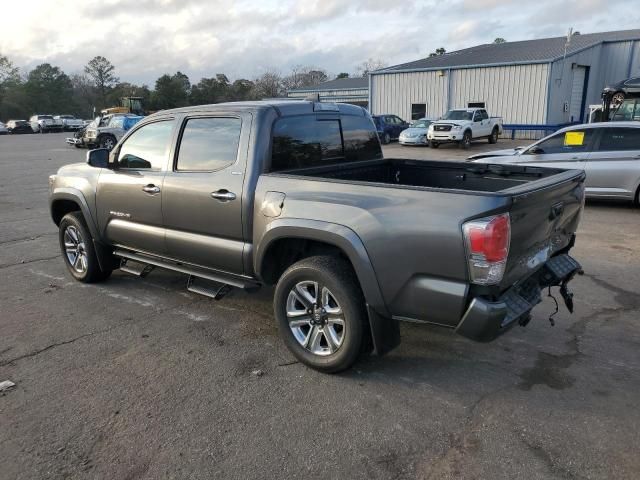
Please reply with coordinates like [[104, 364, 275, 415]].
[[463, 213, 510, 285]]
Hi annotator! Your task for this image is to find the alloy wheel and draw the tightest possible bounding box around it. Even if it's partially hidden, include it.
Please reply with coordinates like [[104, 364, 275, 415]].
[[286, 281, 345, 356], [63, 225, 88, 274]]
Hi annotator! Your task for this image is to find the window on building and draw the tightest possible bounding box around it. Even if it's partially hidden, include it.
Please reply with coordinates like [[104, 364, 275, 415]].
[[411, 104, 426, 120], [176, 117, 241, 171], [468, 102, 486, 108]]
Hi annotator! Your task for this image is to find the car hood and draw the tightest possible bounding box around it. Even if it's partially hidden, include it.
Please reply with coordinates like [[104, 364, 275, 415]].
[[432, 120, 469, 127], [400, 127, 428, 135], [468, 148, 521, 160]]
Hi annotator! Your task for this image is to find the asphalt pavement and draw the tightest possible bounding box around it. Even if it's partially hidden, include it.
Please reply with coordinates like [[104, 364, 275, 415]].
[[1, 132, 639, 479]]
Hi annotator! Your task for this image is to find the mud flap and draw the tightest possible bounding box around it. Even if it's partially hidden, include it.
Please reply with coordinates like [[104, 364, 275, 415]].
[[366, 305, 401, 356]]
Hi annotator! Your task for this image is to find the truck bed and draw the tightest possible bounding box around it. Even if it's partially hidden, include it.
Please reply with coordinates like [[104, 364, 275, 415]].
[[282, 158, 576, 194]]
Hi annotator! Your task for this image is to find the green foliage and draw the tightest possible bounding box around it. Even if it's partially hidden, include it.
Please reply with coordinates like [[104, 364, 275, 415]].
[[151, 71, 191, 109], [84, 56, 119, 107], [336, 72, 350, 79], [493, 37, 506, 44], [24, 63, 74, 114]]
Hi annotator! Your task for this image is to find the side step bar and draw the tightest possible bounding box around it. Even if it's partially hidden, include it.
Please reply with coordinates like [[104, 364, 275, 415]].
[[120, 258, 155, 277], [187, 276, 232, 300], [113, 249, 260, 291]]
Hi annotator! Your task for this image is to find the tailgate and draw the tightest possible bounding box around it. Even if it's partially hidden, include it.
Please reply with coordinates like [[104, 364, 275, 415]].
[[500, 170, 585, 289]]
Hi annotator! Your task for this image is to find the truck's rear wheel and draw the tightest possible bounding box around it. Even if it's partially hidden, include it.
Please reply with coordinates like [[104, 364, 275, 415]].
[[58, 212, 112, 283], [488, 127, 499, 144], [274, 255, 366, 373], [99, 134, 117, 151], [429, 141, 439, 148]]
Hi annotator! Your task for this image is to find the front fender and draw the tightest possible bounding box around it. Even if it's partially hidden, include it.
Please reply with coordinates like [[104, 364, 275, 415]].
[[50, 187, 99, 240], [255, 218, 399, 355]]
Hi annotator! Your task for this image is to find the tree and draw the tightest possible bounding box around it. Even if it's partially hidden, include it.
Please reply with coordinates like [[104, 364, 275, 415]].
[[336, 72, 349, 79], [152, 71, 191, 109], [356, 58, 387, 76], [229, 79, 254, 101], [493, 38, 506, 44], [84, 56, 118, 108], [24, 63, 74, 114], [0, 54, 22, 118], [252, 70, 282, 99], [428, 48, 447, 57], [190, 74, 231, 105], [0, 55, 20, 85], [281, 65, 329, 91]]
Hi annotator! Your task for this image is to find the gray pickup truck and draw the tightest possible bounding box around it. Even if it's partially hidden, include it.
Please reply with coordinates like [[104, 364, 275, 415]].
[[48, 100, 585, 372]]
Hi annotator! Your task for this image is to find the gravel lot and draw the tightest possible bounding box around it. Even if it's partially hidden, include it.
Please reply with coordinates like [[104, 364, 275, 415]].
[[1, 132, 639, 479]]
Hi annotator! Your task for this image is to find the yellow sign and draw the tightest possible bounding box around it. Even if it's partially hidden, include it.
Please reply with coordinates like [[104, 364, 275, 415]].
[[564, 131, 585, 146]]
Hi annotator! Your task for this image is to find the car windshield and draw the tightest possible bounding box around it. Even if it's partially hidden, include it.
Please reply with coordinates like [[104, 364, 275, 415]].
[[411, 120, 431, 128], [40, 115, 53, 120], [441, 110, 473, 121], [108, 116, 125, 128]]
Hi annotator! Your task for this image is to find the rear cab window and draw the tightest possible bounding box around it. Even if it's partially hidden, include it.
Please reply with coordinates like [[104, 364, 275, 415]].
[[270, 114, 382, 171], [597, 127, 640, 152]]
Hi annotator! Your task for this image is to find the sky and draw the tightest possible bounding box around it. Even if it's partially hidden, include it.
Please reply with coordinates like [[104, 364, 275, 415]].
[[1, 0, 639, 86]]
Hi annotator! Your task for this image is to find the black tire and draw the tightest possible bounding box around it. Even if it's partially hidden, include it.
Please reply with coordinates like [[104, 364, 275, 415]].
[[612, 91, 625, 107], [429, 141, 439, 148], [58, 212, 112, 283], [460, 130, 472, 149], [99, 134, 117, 151], [488, 127, 499, 144], [381, 132, 391, 145], [274, 255, 367, 373]]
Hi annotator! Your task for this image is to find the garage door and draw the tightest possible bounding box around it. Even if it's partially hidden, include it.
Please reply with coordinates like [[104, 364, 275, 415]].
[[569, 66, 587, 123]]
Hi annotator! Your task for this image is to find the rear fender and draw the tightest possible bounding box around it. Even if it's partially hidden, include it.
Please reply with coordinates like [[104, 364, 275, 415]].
[[255, 219, 400, 355]]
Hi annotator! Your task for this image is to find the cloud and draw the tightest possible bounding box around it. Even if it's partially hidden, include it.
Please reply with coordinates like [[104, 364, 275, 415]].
[[0, 0, 638, 86]]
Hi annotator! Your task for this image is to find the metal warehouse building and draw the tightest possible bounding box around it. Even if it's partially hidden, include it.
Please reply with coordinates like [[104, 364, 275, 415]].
[[288, 77, 369, 108], [370, 29, 640, 129]]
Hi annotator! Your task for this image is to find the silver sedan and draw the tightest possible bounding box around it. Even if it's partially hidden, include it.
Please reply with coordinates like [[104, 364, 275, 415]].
[[399, 118, 435, 146], [469, 122, 640, 204]]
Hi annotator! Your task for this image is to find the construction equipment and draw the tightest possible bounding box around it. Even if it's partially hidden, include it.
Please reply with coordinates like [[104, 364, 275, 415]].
[[100, 97, 145, 116]]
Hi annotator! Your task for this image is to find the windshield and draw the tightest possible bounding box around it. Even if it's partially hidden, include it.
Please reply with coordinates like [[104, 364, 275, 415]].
[[40, 115, 53, 120], [108, 116, 125, 128], [411, 120, 431, 128], [441, 110, 473, 121]]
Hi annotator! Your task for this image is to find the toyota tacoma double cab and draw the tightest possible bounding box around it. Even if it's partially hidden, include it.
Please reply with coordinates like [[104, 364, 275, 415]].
[[49, 100, 584, 372], [428, 108, 503, 149]]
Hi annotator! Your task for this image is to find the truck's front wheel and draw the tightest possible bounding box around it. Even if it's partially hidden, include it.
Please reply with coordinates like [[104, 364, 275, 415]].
[[460, 130, 472, 149], [58, 212, 112, 283], [274, 256, 366, 373]]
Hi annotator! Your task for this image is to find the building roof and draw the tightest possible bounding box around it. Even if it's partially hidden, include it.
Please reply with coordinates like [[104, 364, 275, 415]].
[[377, 29, 640, 73], [288, 76, 368, 92]]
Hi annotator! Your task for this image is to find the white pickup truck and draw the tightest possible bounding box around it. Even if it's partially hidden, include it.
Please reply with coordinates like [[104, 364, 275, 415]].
[[428, 108, 503, 149]]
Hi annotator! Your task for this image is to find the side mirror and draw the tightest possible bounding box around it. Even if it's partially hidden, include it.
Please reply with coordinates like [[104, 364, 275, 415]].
[[528, 146, 544, 155], [87, 148, 109, 168]]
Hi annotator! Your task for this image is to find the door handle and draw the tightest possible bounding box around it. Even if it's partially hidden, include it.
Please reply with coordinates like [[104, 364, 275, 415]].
[[210, 190, 236, 201], [142, 184, 160, 194]]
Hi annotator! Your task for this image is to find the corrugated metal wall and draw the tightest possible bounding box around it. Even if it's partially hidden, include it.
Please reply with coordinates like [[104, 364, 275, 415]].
[[547, 40, 640, 124], [449, 64, 549, 124], [370, 71, 448, 121], [288, 89, 368, 98], [371, 65, 548, 124]]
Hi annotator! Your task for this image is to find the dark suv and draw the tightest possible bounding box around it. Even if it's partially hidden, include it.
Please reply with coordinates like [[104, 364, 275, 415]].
[[372, 114, 409, 144]]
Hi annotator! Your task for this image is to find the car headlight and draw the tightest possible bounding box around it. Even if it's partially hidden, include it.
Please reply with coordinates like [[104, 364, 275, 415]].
[[451, 125, 461, 130]]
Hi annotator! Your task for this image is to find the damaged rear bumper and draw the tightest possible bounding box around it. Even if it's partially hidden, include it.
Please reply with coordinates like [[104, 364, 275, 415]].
[[455, 254, 581, 342]]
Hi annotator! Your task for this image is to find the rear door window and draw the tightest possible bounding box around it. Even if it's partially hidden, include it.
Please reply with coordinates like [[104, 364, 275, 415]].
[[176, 117, 241, 171], [597, 127, 640, 152]]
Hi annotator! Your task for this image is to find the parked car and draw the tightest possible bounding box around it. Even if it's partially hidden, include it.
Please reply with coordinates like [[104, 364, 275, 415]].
[[29, 114, 64, 133], [5, 120, 33, 134], [0, 122, 7, 135], [398, 118, 435, 146], [602, 76, 640, 106], [372, 114, 409, 144], [55, 115, 85, 131], [468, 122, 640, 204], [428, 108, 503, 149], [66, 114, 143, 150], [49, 100, 585, 372]]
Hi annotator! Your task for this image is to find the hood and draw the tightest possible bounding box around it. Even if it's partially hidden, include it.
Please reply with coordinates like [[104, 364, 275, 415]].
[[432, 120, 468, 127], [401, 127, 428, 136], [468, 148, 522, 160]]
